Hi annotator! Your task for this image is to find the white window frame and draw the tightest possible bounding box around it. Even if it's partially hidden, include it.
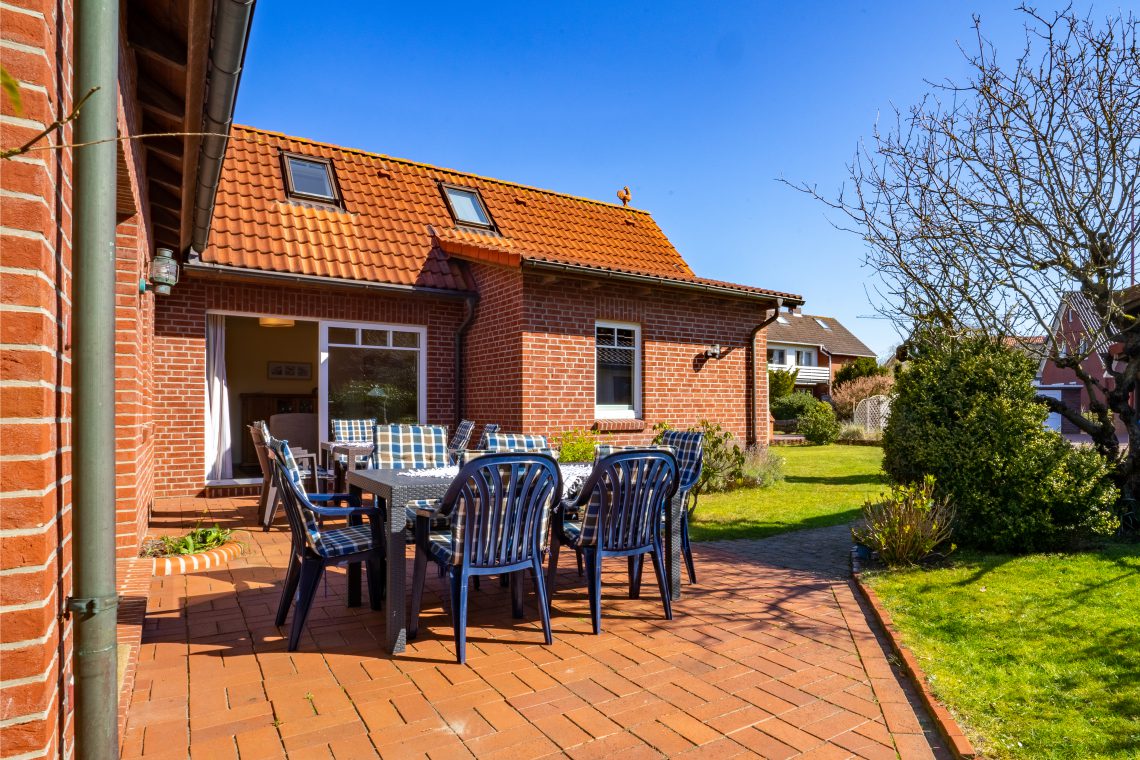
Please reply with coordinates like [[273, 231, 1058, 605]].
[[794, 348, 817, 367], [594, 320, 642, 419], [318, 319, 428, 447], [767, 348, 787, 365]]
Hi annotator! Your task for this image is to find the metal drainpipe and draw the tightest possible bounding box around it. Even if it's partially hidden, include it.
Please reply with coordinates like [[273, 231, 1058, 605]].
[[453, 286, 479, 427], [70, 0, 120, 757], [748, 298, 784, 446]]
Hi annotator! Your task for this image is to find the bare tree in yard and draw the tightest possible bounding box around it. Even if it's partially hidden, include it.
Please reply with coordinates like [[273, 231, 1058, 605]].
[[794, 7, 1140, 497]]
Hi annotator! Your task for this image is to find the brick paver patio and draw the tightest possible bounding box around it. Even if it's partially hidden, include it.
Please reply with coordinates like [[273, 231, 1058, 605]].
[[120, 497, 947, 759]]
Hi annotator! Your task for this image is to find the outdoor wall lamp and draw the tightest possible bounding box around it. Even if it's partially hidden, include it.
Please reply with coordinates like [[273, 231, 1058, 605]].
[[140, 247, 180, 295], [705, 344, 722, 360]]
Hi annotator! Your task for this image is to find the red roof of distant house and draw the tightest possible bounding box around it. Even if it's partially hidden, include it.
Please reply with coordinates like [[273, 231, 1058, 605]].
[[203, 126, 801, 302]]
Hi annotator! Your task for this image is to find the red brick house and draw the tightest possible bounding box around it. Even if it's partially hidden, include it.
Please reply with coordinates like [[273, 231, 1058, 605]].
[[1, 1, 253, 756], [158, 126, 803, 496], [763, 308, 876, 398]]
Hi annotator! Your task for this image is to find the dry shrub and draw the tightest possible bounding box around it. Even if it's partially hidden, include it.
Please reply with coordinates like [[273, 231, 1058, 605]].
[[832, 374, 894, 420]]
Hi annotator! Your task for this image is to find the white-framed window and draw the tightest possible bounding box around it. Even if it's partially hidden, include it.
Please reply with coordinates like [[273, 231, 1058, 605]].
[[795, 349, 816, 367], [319, 320, 428, 444], [767, 348, 786, 365], [595, 321, 641, 419]]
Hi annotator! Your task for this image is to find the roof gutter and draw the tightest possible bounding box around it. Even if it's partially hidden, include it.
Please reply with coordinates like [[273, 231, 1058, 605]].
[[183, 258, 474, 299], [748, 299, 790, 446], [189, 0, 256, 254], [523, 259, 803, 305]]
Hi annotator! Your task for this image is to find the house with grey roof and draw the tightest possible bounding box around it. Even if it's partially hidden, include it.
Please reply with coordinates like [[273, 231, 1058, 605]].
[[765, 308, 877, 397]]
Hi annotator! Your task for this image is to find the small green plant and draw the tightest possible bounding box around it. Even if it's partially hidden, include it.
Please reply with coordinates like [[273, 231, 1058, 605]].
[[140, 523, 233, 557], [767, 367, 799, 400], [552, 428, 599, 462], [798, 402, 841, 444], [770, 391, 819, 422], [853, 475, 955, 567], [740, 446, 784, 488]]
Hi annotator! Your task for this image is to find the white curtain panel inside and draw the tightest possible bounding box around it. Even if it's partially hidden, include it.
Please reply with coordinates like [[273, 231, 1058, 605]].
[[205, 314, 233, 480]]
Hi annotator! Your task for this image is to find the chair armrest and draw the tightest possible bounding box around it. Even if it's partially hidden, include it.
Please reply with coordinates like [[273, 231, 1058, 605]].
[[306, 503, 381, 520], [309, 492, 362, 508]]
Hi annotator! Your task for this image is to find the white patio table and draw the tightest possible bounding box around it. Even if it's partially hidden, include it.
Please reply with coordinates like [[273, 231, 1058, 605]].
[[346, 462, 684, 654]]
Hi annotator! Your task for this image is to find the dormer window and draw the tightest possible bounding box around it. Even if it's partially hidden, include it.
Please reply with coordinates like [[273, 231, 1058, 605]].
[[283, 154, 339, 204], [441, 184, 493, 229]]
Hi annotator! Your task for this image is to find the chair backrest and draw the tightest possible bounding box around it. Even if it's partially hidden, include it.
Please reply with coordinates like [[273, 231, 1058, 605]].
[[331, 418, 376, 443], [265, 437, 324, 554], [372, 424, 449, 469], [594, 443, 674, 460], [573, 450, 678, 552], [485, 432, 549, 453], [660, 430, 704, 492], [436, 453, 561, 569], [249, 421, 272, 480], [269, 413, 319, 453], [476, 423, 500, 449], [447, 420, 476, 463]]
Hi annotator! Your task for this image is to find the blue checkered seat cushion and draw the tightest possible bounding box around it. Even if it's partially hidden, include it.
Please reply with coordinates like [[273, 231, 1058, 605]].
[[425, 529, 455, 565], [330, 418, 376, 464], [660, 431, 703, 492], [404, 498, 448, 531], [372, 424, 449, 469], [447, 420, 476, 464], [484, 432, 549, 453], [313, 523, 375, 558], [475, 423, 500, 449]]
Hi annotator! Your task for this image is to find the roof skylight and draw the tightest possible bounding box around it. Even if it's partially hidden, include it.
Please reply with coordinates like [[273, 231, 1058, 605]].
[[442, 184, 493, 228], [815, 318, 831, 330], [283, 154, 339, 203]]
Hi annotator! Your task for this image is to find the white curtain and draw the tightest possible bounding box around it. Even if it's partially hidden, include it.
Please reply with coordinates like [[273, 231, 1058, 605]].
[[205, 314, 233, 480]]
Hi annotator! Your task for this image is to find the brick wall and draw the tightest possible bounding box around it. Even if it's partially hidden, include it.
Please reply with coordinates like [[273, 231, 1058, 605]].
[[461, 263, 524, 436], [1, 1, 75, 755], [152, 276, 467, 496], [474, 271, 771, 445]]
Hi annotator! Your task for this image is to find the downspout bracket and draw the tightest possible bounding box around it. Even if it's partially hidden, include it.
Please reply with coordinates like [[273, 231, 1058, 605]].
[[66, 594, 120, 617]]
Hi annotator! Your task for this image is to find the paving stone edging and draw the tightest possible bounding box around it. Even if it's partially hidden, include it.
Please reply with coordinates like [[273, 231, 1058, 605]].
[[149, 540, 245, 576], [851, 549, 977, 759]]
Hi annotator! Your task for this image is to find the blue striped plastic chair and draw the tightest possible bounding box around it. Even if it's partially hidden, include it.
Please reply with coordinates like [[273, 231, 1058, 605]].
[[408, 452, 561, 664], [484, 432, 549, 453], [253, 421, 349, 531], [661, 430, 704, 584], [265, 437, 384, 652], [447, 420, 476, 464], [547, 449, 678, 634]]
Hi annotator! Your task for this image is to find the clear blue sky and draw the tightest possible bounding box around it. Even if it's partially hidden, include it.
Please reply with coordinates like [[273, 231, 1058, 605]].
[[234, 1, 1123, 357]]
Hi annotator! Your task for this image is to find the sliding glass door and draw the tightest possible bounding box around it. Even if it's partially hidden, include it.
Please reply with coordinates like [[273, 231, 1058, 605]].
[[319, 320, 427, 443]]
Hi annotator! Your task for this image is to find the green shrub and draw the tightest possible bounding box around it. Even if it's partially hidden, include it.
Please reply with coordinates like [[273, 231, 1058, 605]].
[[799, 402, 840, 444], [553, 428, 598, 462], [741, 446, 785, 488], [839, 423, 882, 442], [770, 391, 819, 421], [653, 419, 745, 495], [853, 475, 955, 567], [835, 356, 887, 387], [768, 368, 799, 400], [883, 331, 1119, 552]]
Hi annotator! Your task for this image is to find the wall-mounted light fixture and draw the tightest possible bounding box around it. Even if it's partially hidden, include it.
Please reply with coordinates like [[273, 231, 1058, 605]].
[[258, 317, 296, 328], [140, 247, 180, 295], [705, 344, 722, 360]]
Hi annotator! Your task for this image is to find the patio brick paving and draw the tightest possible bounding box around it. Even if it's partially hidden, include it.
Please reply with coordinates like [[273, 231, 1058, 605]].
[[120, 497, 948, 759]]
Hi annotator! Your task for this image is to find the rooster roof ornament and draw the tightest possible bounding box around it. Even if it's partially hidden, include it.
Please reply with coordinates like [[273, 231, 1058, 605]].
[[617, 185, 631, 207]]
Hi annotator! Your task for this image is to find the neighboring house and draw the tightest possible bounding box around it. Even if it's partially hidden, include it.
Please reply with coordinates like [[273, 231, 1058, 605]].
[[1034, 292, 1125, 440], [156, 126, 804, 496], [0, 2, 253, 757], [764, 308, 877, 397]]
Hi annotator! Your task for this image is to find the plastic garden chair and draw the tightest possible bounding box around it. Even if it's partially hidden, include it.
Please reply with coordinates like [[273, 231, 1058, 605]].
[[252, 421, 344, 530], [660, 430, 704, 584], [547, 449, 678, 634], [447, 420, 476, 464], [265, 437, 385, 651], [408, 452, 561, 664], [483, 432, 549, 452]]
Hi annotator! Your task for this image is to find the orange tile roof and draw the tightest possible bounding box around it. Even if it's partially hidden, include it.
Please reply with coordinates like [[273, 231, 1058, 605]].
[[205, 125, 800, 301]]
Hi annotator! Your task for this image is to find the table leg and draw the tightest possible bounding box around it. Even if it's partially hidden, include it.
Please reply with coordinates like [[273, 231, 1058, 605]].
[[346, 484, 362, 607], [666, 493, 682, 601], [385, 487, 407, 654]]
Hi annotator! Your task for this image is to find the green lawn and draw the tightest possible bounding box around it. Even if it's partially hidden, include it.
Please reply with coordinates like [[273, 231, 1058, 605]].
[[864, 546, 1140, 759], [691, 444, 885, 541]]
